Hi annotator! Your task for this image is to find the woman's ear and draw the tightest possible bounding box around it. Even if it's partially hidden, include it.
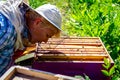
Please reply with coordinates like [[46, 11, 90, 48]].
[[34, 18, 42, 25]]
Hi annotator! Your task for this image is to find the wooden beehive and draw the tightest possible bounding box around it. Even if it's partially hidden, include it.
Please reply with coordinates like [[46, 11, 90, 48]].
[[35, 37, 113, 61], [1, 66, 79, 80], [32, 37, 114, 80], [15, 37, 114, 80]]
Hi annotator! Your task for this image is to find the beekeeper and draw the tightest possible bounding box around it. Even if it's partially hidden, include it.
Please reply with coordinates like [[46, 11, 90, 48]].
[[0, 0, 62, 76]]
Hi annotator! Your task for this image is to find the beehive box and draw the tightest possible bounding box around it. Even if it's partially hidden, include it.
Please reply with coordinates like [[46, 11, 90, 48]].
[[15, 37, 114, 80], [32, 37, 114, 80], [1, 66, 79, 80]]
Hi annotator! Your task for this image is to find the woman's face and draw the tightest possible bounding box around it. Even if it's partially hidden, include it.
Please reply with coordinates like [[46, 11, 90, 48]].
[[28, 18, 58, 44]]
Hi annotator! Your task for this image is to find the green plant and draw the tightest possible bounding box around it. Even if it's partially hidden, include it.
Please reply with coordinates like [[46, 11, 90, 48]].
[[111, 55, 120, 80], [101, 58, 115, 79], [75, 74, 91, 80]]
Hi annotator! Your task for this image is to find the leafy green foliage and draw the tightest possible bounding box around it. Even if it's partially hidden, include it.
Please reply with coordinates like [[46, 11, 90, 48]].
[[101, 58, 115, 79], [29, 0, 47, 8], [109, 66, 115, 76], [112, 55, 120, 79], [102, 58, 111, 69], [101, 70, 109, 77]]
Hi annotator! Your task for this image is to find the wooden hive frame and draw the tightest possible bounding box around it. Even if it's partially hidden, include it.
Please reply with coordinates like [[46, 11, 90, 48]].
[[15, 37, 114, 63], [35, 37, 114, 63], [1, 66, 79, 80]]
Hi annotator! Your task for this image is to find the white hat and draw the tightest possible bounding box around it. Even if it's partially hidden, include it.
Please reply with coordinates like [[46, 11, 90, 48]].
[[35, 4, 62, 31]]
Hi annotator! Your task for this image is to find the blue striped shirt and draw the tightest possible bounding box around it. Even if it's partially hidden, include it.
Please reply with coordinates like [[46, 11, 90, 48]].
[[0, 2, 30, 77], [0, 13, 17, 76]]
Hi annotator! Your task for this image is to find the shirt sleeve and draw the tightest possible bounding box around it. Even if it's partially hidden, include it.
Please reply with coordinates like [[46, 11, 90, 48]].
[[0, 12, 17, 77]]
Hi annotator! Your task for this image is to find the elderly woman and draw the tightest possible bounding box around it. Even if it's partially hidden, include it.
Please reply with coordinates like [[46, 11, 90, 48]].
[[0, 0, 62, 76]]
